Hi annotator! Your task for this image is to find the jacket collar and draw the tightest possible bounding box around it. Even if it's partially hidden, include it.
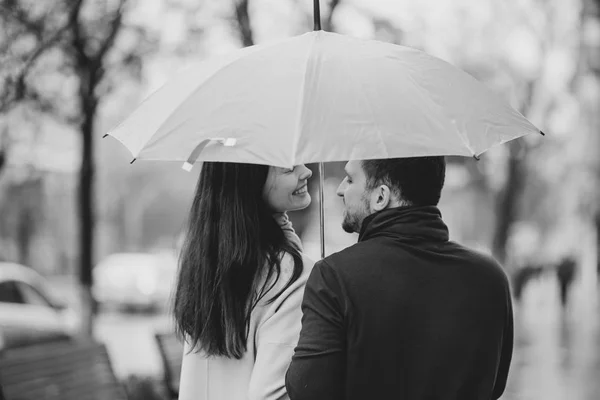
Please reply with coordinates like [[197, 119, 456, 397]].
[[358, 205, 449, 243]]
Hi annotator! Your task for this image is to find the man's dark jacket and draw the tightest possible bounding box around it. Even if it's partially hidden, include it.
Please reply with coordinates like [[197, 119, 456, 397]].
[[286, 206, 513, 400]]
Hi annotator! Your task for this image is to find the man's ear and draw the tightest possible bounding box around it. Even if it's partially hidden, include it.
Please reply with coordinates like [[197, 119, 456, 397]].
[[371, 185, 392, 212]]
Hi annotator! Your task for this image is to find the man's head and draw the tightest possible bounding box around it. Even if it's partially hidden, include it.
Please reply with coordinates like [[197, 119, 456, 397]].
[[336, 156, 446, 233]]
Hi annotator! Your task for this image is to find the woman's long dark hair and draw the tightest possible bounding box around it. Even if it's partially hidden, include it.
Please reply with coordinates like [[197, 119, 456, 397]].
[[173, 162, 303, 359]]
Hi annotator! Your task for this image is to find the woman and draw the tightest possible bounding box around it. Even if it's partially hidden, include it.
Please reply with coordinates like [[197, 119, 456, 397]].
[[174, 162, 314, 400]]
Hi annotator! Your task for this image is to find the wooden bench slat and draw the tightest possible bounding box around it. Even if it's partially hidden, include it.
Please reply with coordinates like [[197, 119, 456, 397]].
[[155, 331, 184, 399], [2, 350, 113, 378], [0, 339, 127, 400]]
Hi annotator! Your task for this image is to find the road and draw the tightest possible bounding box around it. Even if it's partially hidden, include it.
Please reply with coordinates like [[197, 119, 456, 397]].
[[94, 275, 600, 399]]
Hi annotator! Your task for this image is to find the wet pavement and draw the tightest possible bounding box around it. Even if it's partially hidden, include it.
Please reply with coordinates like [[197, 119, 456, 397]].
[[503, 276, 600, 400], [94, 274, 600, 399]]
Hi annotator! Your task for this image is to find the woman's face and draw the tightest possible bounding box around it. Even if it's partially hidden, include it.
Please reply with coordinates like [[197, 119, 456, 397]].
[[262, 165, 313, 213]]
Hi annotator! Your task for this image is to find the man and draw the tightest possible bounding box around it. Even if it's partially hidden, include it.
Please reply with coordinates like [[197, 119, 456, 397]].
[[286, 157, 513, 400]]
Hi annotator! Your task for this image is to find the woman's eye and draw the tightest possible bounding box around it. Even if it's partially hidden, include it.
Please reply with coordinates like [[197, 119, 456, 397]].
[[284, 167, 295, 173]]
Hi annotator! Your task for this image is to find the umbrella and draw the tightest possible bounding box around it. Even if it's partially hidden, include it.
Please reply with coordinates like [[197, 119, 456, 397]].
[[106, 0, 542, 258]]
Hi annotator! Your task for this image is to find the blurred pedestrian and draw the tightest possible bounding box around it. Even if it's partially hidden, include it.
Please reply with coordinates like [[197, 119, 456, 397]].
[[286, 157, 514, 400], [556, 256, 577, 307], [175, 162, 315, 400], [512, 263, 544, 302]]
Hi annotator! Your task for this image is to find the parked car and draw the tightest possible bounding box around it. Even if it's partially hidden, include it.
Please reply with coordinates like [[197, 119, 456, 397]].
[[0, 262, 78, 350], [93, 251, 178, 312]]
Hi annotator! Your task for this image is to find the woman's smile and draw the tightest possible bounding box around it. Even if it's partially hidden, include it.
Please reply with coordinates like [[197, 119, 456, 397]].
[[293, 184, 308, 196], [262, 165, 312, 212]]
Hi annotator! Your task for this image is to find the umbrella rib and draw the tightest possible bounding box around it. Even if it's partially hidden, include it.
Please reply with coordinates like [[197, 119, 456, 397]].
[[410, 71, 475, 157], [352, 64, 389, 159], [291, 33, 319, 166]]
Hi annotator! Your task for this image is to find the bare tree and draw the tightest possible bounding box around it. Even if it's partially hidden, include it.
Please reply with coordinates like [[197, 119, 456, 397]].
[[492, 0, 600, 268], [577, 0, 600, 280], [0, 0, 151, 335], [491, 82, 540, 266], [0, 143, 5, 176], [592, 0, 600, 274], [230, 0, 343, 48], [429, 3, 564, 267], [234, 0, 254, 46], [322, 0, 341, 32]]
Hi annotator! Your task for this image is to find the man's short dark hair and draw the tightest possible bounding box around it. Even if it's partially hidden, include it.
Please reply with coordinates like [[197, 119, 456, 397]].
[[361, 156, 446, 206]]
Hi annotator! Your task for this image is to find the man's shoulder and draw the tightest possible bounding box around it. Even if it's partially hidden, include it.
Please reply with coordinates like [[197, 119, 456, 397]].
[[323, 236, 417, 263], [449, 241, 509, 283], [317, 241, 384, 279], [322, 241, 371, 264], [450, 241, 497, 261], [322, 240, 507, 278]]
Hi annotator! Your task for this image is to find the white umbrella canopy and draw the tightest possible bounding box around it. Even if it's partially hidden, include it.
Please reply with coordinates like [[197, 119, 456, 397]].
[[106, 30, 541, 169]]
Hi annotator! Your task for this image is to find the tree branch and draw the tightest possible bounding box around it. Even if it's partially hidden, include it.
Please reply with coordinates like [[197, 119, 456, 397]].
[[12, 24, 71, 100], [0, 2, 44, 40], [68, 0, 88, 64], [0, 1, 77, 113], [323, 0, 341, 32], [94, 0, 127, 63], [234, 0, 254, 47]]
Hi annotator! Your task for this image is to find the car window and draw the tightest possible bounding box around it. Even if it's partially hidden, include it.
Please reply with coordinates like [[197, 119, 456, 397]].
[[0, 281, 24, 304], [15, 282, 53, 307]]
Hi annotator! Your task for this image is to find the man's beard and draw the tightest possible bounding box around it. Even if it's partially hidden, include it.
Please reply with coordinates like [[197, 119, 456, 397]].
[[341, 196, 371, 234]]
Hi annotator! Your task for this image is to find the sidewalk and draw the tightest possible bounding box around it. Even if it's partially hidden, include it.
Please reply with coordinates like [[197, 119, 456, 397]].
[[503, 274, 600, 400]]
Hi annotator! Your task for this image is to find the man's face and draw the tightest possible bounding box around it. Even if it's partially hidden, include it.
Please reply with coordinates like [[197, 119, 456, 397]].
[[336, 160, 372, 233]]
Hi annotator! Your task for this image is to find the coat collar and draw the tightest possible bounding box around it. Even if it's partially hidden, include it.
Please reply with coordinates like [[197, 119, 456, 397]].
[[358, 206, 449, 243]]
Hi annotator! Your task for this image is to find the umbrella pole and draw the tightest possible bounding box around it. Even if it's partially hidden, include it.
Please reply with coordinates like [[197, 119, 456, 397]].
[[319, 162, 325, 259], [315, 0, 323, 259], [313, 0, 321, 31]]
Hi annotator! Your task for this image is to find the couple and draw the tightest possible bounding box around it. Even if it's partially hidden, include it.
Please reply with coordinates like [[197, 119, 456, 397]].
[[175, 157, 513, 400]]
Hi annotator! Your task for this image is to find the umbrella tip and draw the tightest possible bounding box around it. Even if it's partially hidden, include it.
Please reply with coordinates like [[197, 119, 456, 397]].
[[182, 162, 194, 172], [539, 130, 546, 136], [472, 154, 481, 161], [130, 158, 136, 164]]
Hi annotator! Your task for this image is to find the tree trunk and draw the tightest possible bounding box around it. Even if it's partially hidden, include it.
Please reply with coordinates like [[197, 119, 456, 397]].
[[492, 141, 525, 267], [491, 76, 536, 268], [235, 0, 254, 47], [577, 0, 600, 301], [78, 95, 97, 337], [323, 0, 341, 32], [14, 177, 42, 268], [596, 214, 600, 277], [17, 208, 32, 267]]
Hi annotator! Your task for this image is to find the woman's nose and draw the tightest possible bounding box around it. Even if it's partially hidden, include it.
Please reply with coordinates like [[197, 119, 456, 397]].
[[298, 164, 312, 180]]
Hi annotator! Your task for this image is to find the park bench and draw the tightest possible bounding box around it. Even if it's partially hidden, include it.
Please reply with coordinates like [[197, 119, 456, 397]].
[[0, 338, 127, 400], [154, 331, 183, 399]]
